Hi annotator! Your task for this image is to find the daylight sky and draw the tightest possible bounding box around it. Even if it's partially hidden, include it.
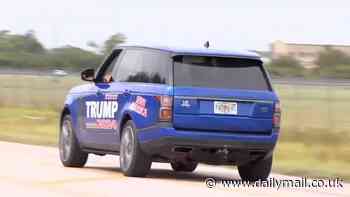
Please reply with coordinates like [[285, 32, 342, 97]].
[[1, 0, 350, 51]]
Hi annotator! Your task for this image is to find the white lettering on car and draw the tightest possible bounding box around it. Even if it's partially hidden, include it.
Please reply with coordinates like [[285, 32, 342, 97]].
[[85, 101, 118, 119]]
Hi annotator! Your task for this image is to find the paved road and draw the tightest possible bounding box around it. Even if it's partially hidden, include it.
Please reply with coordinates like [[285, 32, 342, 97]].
[[0, 141, 348, 197]]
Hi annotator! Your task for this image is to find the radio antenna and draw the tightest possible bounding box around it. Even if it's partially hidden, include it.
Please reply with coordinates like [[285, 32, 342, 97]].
[[204, 41, 210, 48]]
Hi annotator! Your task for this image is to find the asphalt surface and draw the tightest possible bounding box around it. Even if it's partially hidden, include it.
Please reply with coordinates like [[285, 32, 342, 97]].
[[0, 141, 348, 197]]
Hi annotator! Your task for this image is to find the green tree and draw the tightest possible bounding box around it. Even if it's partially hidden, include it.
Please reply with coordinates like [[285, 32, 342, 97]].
[[0, 30, 10, 36], [0, 30, 104, 70], [0, 30, 45, 53], [314, 48, 350, 79], [266, 56, 304, 77], [315, 48, 350, 67], [88, 33, 126, 55], [48, 46, 103, 69], [102, 33, 126, 55], [22, 30, 45, 53]]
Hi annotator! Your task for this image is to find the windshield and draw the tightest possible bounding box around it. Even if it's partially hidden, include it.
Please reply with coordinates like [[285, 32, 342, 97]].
[[173, 56, 271, 91]]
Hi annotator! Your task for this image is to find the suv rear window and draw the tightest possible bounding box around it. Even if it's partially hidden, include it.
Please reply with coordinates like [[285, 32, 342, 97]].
[[173, 56, 271, 91]]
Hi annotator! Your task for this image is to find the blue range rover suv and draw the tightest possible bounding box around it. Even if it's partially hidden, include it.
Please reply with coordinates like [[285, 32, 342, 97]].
[[59, 45, 281, 181]]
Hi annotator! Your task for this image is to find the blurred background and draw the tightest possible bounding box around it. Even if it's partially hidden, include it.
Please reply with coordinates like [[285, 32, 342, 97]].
[[0, 0, 349, 180]]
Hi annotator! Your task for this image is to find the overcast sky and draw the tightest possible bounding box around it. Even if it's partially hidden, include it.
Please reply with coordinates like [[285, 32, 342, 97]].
[[1, 0, 349, 51]]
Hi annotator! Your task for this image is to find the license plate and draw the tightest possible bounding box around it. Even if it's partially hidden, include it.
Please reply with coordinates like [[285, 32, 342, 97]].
[[214, 101, 237, 115]]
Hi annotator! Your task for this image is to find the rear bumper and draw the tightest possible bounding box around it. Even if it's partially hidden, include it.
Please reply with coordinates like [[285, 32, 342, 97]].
[[138, 126, 279, 164]]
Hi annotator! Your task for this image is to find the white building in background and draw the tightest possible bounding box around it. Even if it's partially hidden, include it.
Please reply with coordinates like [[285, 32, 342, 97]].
[[271, 40, 350, 69]]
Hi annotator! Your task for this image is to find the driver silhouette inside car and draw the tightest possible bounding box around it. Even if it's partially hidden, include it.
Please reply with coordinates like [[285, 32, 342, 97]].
[[103, 73, 113, 83]]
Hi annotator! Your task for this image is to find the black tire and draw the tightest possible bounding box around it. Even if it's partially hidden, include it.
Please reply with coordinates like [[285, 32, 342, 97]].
[[170, 161, 198, 172], [120, 120, 152, 177], [238, 155, 272, 181], [59, 115, 88, 167]]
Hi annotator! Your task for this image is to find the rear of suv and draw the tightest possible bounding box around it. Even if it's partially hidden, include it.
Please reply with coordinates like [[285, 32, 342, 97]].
[[59, 45, 280, 181]]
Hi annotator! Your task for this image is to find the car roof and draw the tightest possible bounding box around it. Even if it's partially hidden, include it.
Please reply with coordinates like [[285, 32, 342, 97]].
[[115, 44, 261, 60]]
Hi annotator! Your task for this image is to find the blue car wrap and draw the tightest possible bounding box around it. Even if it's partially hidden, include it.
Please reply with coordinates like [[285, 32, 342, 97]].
[[59, 45, 280, 178]]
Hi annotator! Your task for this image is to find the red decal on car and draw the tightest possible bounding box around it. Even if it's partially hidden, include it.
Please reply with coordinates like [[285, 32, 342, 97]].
[[131, 96, 148, 117], [85, 119, 117, 130]]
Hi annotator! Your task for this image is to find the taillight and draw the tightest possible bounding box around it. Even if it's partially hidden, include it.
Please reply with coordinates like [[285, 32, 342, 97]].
[[273, 102, 281, 129], [156, 96, 173, 121]]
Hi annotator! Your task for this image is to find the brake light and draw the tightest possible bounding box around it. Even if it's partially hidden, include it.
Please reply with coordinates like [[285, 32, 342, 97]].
[[156, 96, 173, 121], [273, 102, 281, 129]]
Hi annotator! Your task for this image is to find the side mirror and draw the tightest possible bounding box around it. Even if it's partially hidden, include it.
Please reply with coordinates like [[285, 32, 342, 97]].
[[81, 69, 95, 82]]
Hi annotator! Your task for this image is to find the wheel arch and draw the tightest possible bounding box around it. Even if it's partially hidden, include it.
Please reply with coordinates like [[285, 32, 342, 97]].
[[119, 113, 133, 139], [60, 105, 71, 127]]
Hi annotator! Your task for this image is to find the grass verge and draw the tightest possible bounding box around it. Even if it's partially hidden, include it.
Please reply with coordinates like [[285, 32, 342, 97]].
[[0, 107, 58, 146], [274, 142, 350, 181]]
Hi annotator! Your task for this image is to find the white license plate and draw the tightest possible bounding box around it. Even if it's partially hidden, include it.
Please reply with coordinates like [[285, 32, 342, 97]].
[[214, 101, 238, 115]]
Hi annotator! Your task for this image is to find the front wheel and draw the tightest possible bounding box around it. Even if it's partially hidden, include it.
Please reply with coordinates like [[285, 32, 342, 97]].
[[120, 120, 152, 177], [238, 156, 272, 181], [59, 115, 88, 167]]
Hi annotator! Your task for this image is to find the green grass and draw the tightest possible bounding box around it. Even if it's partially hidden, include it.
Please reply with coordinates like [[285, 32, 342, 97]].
[[0, 107, 58, 146], [0, 74, 82, 110], [273, 84, 350, 180], [275, 84, 350, 134], [0, 74, 349, 180], [274, 142, 350, 180]]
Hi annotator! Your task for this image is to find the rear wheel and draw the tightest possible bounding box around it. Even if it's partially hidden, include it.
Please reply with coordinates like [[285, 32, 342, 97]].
[[59, 115, 88, 167], [238, 155, 272, 181], [170, 161, 198, 172], [120, 120, 152, 177]]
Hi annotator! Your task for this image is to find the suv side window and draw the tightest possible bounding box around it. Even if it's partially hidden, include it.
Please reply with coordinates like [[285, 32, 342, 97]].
[[141, 50, 170, 84], [96, 49, 122, 83], [114, 49, 170, 84], [114, 50, 143, 82]]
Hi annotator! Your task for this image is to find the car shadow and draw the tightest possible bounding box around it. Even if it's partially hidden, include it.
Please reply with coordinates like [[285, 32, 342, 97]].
[[84, 165, 241, 182]]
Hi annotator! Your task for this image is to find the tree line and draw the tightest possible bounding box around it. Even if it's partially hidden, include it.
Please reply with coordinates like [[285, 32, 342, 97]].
[[1, 30, 349, 79], [266, 48, 350, 79], [0, 30, 126, 71]]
